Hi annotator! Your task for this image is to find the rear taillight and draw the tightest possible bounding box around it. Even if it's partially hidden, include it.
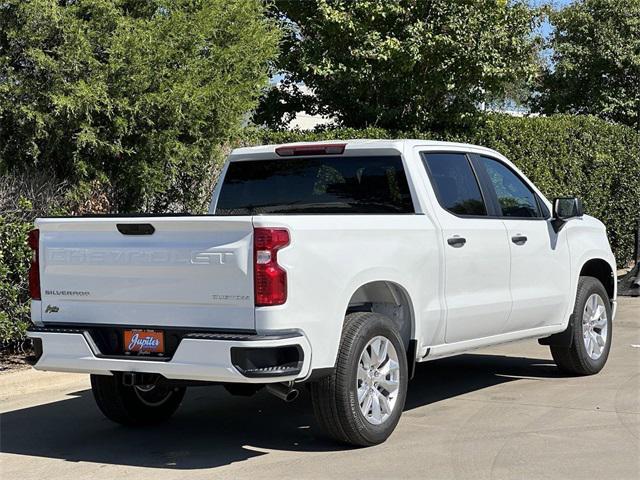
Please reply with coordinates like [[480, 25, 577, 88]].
[[27, 229, 41, 300], [254, 228, 289, 306]]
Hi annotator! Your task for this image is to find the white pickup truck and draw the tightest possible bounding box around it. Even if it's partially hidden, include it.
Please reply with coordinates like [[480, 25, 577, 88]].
[[27, 140, 616, 446]]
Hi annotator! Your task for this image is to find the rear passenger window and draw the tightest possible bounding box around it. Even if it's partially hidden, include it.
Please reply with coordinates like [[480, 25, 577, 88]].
[[422, 153, 487, 216], [479, 156, 542, 218]]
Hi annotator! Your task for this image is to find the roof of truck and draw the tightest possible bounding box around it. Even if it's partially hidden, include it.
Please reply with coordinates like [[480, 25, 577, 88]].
[[230, 139, 504, 159]]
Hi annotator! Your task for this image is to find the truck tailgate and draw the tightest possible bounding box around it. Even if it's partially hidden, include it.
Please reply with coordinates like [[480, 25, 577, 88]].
[[35, 216, 255, 331]]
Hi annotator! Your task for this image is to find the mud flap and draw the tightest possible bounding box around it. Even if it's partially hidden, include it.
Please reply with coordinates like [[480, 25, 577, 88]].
[[407, 339, 417, 380], [538, 314, 575, 347]]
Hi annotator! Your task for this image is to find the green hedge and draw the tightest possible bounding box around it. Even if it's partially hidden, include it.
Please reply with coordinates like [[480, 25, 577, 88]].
[[0, 202, 32, 350], [241, 114, 640, 266], [0, 175, 70, 352]]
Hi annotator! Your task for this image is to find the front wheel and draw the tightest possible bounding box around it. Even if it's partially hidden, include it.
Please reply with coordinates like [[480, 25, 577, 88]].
[[90, 373, 185, 426], [550, 276, 613, 375], [310, 312, 408, 446]]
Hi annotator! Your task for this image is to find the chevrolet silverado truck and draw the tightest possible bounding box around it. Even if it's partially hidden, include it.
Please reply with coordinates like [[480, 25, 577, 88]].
[[27, 140, 617, 446]]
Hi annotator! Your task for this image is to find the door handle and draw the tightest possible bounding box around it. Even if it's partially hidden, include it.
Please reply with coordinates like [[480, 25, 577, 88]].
[[511, 235, 528, 245], [447, 236, 466, 248]]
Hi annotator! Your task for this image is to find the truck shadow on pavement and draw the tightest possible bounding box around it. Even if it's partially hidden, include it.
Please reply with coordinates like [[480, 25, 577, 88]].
[[1, 352, 562, 469]]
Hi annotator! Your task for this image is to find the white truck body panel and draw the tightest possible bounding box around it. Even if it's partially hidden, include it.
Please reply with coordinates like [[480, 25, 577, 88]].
[[252, 213, 441, 371], [34, 217, 255, 331]]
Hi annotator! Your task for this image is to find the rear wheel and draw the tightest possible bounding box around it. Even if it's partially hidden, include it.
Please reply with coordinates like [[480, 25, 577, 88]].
[[90, 373, 185, 426], [310, 312, 408, 446], [550, 276, 612, 375]]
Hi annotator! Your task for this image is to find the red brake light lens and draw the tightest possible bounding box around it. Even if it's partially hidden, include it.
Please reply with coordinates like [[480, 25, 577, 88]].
[[254, 228, 289, 306], [27, 229, 41, 300], [275, 143, 346, 157]]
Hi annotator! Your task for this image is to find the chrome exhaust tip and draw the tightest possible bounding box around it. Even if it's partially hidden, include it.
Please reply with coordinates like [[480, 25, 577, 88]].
[[266, 382, 299, 402]]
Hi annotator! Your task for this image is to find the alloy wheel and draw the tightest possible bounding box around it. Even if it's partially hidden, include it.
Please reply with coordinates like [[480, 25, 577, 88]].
[[356, 335, 401, 425], [582, 293, 608, 360]]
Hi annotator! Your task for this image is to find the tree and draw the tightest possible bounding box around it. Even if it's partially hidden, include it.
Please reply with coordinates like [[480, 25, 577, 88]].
[[0, 0, 279, 212], [534, 0, 640, 130], [254, 0, 542, 131]]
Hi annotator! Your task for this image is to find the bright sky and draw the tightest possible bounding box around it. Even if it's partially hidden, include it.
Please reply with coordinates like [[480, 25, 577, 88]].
[[531, 0, 575, 37]]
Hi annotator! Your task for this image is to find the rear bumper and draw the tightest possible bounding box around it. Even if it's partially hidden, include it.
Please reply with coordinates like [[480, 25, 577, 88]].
[[26, 328, 311, 383]]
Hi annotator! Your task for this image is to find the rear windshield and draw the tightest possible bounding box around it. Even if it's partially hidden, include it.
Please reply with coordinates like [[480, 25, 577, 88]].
[[215, 156, 414, 215]]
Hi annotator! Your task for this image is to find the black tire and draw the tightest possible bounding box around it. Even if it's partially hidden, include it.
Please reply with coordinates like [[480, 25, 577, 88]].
[[90, 373, 185, 426], [551, 276, 612, 375], [310, 312, 408, 447]]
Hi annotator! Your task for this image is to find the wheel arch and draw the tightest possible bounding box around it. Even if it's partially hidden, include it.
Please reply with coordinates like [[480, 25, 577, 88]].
[[579, 257, 615, 301], [344, 280, 416, 355]]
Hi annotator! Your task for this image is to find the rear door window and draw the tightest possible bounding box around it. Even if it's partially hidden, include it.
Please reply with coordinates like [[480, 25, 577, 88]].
[[422, 153, 487, 216], [216, 156, 414, 215]]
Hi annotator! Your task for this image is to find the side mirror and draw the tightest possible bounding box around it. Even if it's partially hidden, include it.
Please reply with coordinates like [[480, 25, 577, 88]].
[[552, 197, 583, 231]]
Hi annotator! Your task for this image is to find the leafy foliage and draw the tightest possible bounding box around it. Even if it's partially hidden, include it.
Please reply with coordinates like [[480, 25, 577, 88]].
[[534, 0, 640, 130], [255, 0, 542, 130], [0, 0, 279, 212], [0, 174, 69, 351], [242, 114, 640, 265], [0, 209, 32, 350]]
